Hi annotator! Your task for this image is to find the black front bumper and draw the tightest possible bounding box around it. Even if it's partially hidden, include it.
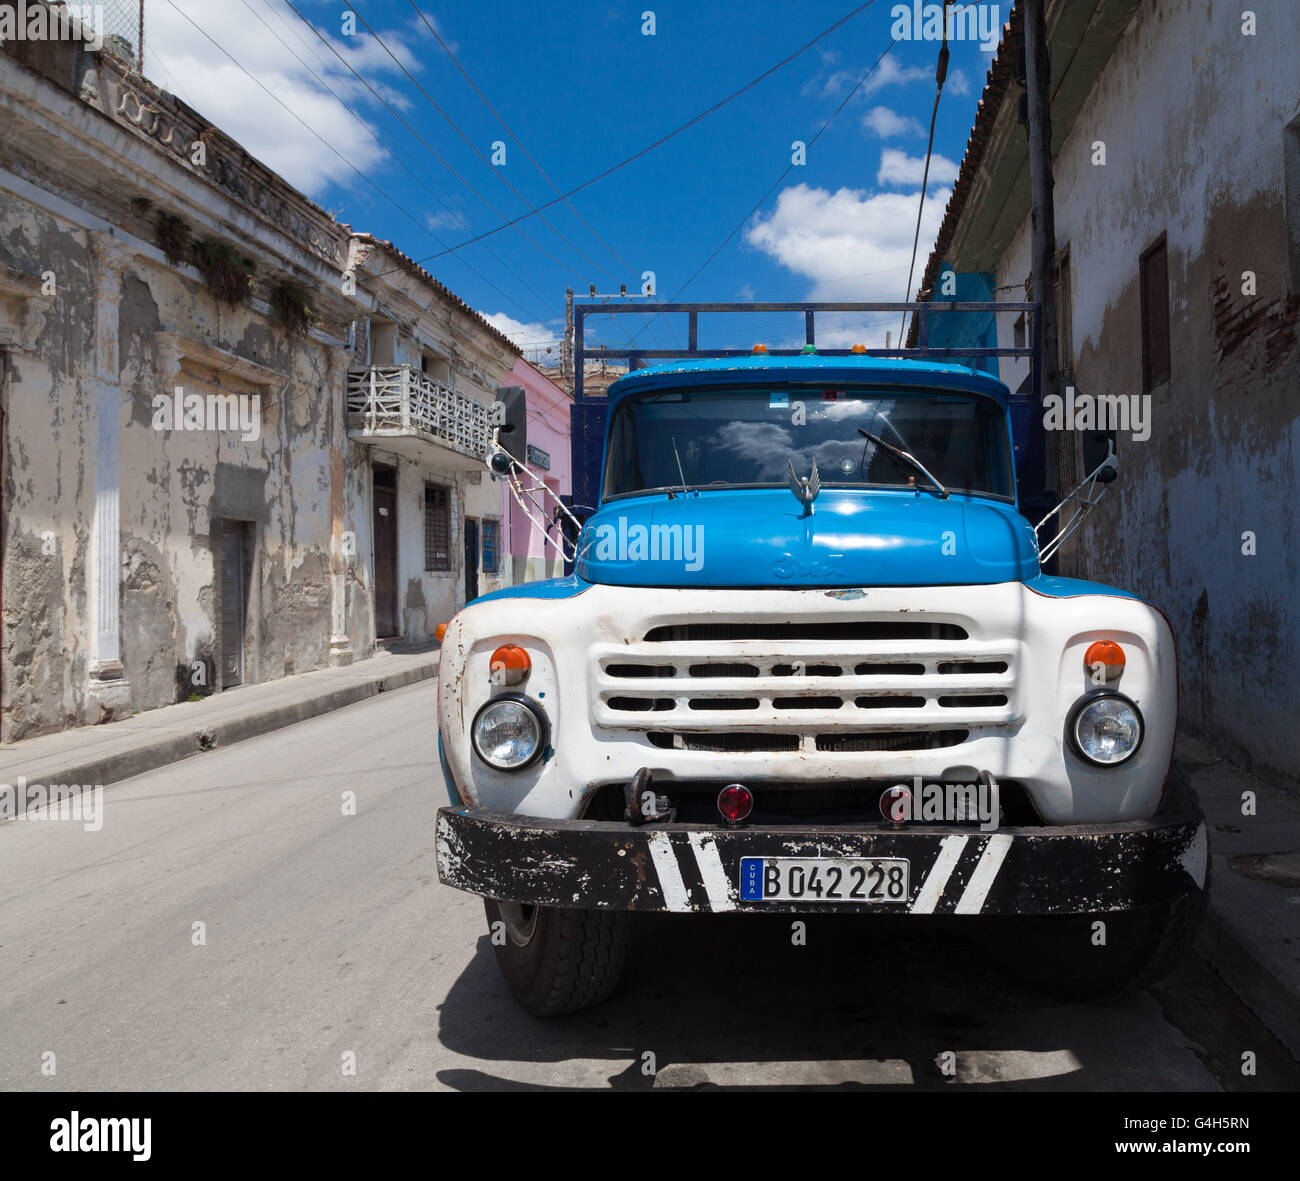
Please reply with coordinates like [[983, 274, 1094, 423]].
[[435, 804, 1208, 915]]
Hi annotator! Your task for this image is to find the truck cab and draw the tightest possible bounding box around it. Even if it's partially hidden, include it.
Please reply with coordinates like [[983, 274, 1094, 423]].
[[435, 341, 1207, 1016]]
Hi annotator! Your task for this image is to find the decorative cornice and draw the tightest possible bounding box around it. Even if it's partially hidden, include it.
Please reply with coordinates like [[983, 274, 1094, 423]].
[[99, 57, 347, 271], [156, 331, 286, 389]]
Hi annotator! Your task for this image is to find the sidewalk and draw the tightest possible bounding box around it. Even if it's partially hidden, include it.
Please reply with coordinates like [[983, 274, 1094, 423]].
[[0, 646, 438, 804], [1179, 732, 1300, 1059]]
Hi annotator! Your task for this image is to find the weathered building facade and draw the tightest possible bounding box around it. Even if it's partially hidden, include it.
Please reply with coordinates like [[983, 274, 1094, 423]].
[[344, 236, 520, 642], [919, 0, 1300, 782], [0, 29, 542, 741]]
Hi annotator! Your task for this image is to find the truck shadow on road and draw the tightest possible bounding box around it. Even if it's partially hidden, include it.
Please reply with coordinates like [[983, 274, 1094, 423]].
[[433, 912, 1221, 1091]]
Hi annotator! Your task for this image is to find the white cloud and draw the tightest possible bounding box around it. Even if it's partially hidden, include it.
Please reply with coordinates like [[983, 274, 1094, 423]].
[[744, 183, 951, 345], [427, 209, 471, 233], [143, 0, 423, 194], [877, 149, 960, 187], [948, 67, 972, 96], [863, 105, 924, 138], [805, 53, 929, 102], [862, 56, 932, 95], [482, 312, 562, 353]]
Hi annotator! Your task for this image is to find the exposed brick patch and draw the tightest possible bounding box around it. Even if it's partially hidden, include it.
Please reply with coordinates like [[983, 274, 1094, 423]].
[[1211, 271, 1300, 365]]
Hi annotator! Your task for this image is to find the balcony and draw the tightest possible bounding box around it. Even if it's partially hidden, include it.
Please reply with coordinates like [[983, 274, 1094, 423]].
[[346, 366, 492, 469]]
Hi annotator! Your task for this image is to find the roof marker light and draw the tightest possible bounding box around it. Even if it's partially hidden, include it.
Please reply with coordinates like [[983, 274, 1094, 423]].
[[752, 343, 768, 354], [801, 344, 817, 354], [850, 343, 869, 354]]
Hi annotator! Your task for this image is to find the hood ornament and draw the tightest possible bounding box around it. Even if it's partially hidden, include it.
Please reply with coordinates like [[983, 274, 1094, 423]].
[[787, 458, 820, 517]]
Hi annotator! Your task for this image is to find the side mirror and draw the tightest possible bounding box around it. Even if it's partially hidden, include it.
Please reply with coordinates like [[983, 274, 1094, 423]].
[[493, 386, 527, 463]]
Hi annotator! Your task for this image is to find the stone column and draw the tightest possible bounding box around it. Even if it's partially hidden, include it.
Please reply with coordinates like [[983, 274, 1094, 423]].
[[326, 345, 354, 666], [86, 232, 132, 719]]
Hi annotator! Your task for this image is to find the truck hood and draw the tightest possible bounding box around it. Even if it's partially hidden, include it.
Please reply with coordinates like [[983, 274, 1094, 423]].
[[575, 488, 1039, 588]]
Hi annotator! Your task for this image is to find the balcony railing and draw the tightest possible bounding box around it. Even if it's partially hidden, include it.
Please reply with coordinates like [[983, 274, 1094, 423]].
[[346, 366, 493, 466]]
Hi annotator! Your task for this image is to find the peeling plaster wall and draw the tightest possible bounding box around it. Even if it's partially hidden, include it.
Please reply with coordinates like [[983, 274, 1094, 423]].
[[0, 204, 95, 738], [0, 199, 361, 738], [993, 0, 1300, 780]]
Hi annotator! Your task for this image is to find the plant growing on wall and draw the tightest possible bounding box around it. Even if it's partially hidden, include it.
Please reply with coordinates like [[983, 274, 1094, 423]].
[[155, 212, 191, 267], [269, 280, 319, 336], [194, 238, 254, 306]]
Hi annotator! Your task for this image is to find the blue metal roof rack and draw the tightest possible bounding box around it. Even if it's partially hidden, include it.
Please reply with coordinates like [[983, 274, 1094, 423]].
[[568, 300, 1049, 530]]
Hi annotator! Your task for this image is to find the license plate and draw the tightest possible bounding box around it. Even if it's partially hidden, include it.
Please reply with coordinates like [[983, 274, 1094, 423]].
[[739, 857, 910, 903]]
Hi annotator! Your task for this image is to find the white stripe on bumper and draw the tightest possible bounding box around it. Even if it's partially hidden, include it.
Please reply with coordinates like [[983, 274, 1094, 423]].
[[954, 834, 1014, 914], [648, 830, 692, 911], [909, 834, 969, 913]]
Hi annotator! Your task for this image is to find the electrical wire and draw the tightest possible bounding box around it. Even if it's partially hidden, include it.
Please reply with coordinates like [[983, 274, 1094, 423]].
[[625, 36, 899, 346], [404, 0, 673, 349], [159, 0, 552, 327], [343, 2, 619, 288], [392, 0, 880, 269], [898, 1, 951, 343]]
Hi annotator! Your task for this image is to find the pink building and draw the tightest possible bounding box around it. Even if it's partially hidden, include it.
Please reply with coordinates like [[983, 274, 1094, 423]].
[[500, 359, 572, 584]]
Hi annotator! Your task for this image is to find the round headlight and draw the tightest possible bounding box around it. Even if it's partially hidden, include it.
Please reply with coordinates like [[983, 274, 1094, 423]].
[[472, 697, 546, 771], [1069, 692, 1144, 766]]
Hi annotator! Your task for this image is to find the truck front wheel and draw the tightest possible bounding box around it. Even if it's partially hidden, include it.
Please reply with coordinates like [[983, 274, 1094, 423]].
[[484, 898, 630, 1016]]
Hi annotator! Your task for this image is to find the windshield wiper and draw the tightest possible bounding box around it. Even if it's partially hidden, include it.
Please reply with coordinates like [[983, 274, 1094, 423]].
[[857, 428, 949, 499]]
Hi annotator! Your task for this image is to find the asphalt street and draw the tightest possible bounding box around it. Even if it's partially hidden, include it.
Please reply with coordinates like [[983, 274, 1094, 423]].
[[1, 681, 1296, 1092]]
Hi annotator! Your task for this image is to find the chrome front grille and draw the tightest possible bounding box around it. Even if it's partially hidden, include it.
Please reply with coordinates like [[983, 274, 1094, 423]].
[[591, 618, 1018, 754]]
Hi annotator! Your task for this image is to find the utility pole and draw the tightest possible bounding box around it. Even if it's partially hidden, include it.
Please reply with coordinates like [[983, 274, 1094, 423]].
[[562, 287, 574, 399], [1023, 0, 1061, 504]]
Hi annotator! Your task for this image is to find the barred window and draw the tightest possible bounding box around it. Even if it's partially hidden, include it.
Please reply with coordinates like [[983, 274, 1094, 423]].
[[424, 484, 450, 572], [482, 519, 499, 574]]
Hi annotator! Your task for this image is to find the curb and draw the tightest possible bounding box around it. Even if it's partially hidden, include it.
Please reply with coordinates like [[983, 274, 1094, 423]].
[[1196, 899, 1300, 1061], [8, 660, 436, 809]]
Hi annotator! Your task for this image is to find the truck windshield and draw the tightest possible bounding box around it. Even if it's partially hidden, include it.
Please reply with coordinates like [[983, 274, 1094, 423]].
[[602, 386, 1015, 501]]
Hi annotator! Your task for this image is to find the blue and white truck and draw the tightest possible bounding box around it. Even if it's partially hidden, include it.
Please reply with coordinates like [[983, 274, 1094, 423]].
[[434, 302, 1208, 1016]]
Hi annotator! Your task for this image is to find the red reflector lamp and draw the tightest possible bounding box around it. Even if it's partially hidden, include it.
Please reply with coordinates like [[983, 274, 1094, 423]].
[[880, 785, 912, 824], [489, 643, 531, 686], [1084, 639, 1125, 682], [717, 784, 753, 823]]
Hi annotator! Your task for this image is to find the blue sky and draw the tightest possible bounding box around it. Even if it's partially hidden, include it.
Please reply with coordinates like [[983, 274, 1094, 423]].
[[144, 0, 1005, 358]]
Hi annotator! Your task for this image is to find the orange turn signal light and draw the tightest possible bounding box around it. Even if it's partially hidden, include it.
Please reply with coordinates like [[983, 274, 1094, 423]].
[[434, 622, 448, 643], [1084, 640, 1125, 682], [490, 643, 531, 686]]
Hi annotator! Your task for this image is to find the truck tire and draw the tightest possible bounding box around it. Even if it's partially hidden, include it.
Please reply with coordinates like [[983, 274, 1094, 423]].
[[484, 898, 630, 1016], [1019, 763, 1209, 1001]]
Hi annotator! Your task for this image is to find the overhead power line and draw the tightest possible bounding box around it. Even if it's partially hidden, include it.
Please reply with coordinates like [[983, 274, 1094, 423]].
[[396, 0, 880, 269], [626, 35, 898, 346], [270, 0, 561, 322], [343, 1, 618, 288], [403, 0, 672, 348], [159, 0, 559, 327], [899, 0, 952, 342]]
